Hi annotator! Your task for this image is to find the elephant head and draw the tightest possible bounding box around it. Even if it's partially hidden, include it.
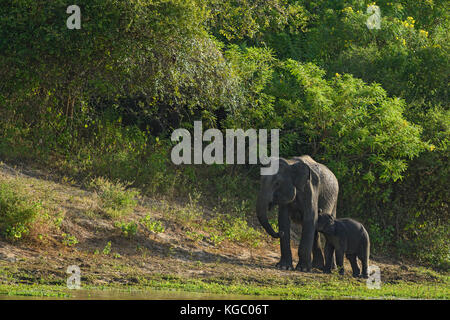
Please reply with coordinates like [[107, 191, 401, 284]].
[[256, 157, 313, 238], [317, 213, 336, 234]]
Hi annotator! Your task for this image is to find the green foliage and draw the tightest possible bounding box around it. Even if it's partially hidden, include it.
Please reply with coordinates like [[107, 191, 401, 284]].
[[208, 233, 225, 247], [102, 241, 112, 255], [223, 45, 278, 129], [140, 216, 165, 234], [210, 214, 261, 248], [185, 230, 205, 243], [0, 182, 41, 241], [90, 177, 140, 219], [61, 233, 79, 247], [273, 60, 424, 201], [390, 106, 449, 269], [205, 0, 309, 41], [114, 221, 138, 238], [366, 219, 395, 254], [0, 0, 239, 135], [400, 220, 449, 270]]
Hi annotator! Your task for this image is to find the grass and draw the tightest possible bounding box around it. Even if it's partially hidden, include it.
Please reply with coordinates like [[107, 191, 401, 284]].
[[136, 275, 449, 300], [0, 284, 71, 298], [0, 272, 448, 300]]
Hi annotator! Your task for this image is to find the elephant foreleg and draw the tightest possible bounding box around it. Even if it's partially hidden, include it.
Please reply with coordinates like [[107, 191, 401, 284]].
[[296, 219, 315, 272], [323, 241, 334, 273], [276, 205, 293, 270], [335, 249, 345, 275], [312, 231, 325, 269]]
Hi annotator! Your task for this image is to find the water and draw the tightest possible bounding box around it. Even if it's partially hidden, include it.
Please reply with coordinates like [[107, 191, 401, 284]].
[[0, 288, 280, 300]]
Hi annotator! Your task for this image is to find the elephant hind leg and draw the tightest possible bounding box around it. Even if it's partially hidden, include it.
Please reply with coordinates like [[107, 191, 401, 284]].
[[358, 237, 370, 278], [346, 254, 360, 277], [358, 251, 369, 278], [330, 250, 337, 270], [323, 241, 334, 273]]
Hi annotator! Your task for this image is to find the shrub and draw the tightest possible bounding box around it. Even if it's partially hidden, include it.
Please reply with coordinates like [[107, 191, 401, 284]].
[[61, 233, 79, 247], [90, 177, 140, 218], [366, 219, 395, 255], [210, 214, 261, 248], [0, 182, 42, 241], [399, 221, 449, 270], [208, 233, 225, 247], [102, 241, 112, 255], [141, 216, 165, 234], [114, 221, 138, 238]]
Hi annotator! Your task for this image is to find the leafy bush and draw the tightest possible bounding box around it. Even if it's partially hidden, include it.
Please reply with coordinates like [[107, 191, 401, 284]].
[[366, 219, 395, 255], [141, 216, 165, 234], [205, 0, 308, 41], [210, 214, 261, 248], [0, 182, 42, 241], [390, 106, 449, 269], [102, 241, 112, 255], [114, 221, 138, 238], [61, 233, 79, 247], [208, 233, 225, 247], [90, 177, 140, 218], [403, 223, 449, 270]]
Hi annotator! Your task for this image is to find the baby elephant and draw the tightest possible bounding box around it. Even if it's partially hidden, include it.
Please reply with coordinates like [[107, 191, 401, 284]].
[[317, 213, 370, 278]]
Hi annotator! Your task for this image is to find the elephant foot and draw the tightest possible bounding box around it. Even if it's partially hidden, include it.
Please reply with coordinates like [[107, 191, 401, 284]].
[[323, 268, 332, 274], [295, 263, 312, 273], [352, 273, 361, 278], [276, 260, 293, 271], [360, 273, 369, 279], [312, 259, 325, 270]]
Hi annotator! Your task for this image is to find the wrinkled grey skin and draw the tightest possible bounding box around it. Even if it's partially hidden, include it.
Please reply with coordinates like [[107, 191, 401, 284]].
[[317, 213, 370, 278], [256, 156, 339, 272]]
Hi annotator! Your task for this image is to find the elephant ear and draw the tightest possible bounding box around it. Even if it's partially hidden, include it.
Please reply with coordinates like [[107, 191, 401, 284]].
[[291, 159, 320, 193], [323, 214, 336, 234]]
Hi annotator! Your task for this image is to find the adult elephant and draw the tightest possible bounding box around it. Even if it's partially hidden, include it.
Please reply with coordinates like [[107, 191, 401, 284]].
[[256, 156, 339, 272]]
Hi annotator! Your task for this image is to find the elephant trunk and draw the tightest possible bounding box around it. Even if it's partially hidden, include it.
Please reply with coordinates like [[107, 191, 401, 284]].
[[256, 194, 280, 238]]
